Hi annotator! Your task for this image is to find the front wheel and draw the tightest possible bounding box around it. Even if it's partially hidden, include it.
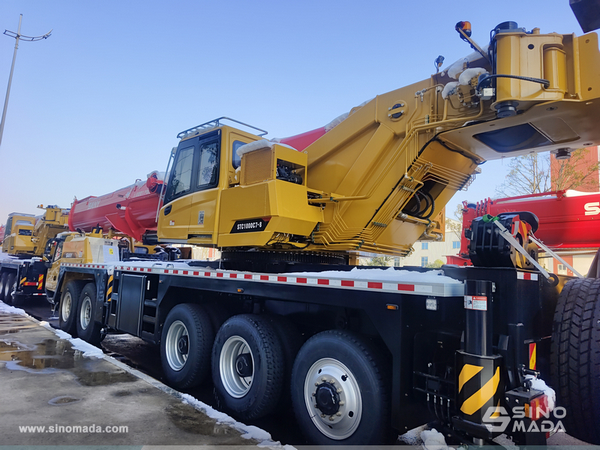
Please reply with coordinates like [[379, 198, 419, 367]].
[[160, 303, 214, 389], [0, 273, 7, 301], [76, 283, 102, 345], [291, 330, 392, 445], [3, 273, 16, 305], [59, 281, 83, 336]]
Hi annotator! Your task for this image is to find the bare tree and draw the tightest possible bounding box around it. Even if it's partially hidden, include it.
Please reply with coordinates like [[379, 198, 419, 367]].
[[552, 148, 600, 191], [365, 255, 394, 266], [496, 153, 551, 197], [446, 214, 462, 236]]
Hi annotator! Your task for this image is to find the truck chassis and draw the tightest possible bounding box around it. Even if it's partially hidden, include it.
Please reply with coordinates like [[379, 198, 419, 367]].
[[45, 259, 599, 445]]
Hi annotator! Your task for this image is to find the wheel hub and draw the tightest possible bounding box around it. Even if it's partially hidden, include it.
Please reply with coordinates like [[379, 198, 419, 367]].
[[235, 352, 253, 378], [177, 335, 189, 355], [304, 358, 362, 440], [314, 381, 340, 415]]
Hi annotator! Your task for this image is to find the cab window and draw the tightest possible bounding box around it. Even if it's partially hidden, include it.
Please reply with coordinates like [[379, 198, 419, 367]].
[[53, 241, 64, 262], [231, 140, 246, 169], [165, 132, 221, 204], [166, 145, 194, 201], [198, 141, 219, 187]]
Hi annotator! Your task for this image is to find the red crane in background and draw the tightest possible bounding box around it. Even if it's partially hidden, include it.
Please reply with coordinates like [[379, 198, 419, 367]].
[[448, 190, 600, 267], [68, 171, 164, 242]]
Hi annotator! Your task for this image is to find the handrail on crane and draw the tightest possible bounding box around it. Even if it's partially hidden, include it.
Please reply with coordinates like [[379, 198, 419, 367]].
[[177, 117, 268, 139]]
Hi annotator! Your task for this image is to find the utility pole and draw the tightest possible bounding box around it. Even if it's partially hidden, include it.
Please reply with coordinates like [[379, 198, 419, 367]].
[[0, 15, 52, 147]]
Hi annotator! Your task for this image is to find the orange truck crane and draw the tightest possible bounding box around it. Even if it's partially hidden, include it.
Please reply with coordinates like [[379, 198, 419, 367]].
[[10, 6, 600, 446]]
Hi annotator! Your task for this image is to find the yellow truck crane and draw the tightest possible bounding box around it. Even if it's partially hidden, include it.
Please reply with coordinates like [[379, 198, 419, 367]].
[[49, 12, 600, 447], [0, 206, 69, 305], [156, 21, 600, 266]]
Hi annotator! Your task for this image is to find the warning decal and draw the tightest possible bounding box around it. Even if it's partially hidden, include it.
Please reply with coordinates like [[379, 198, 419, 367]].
[[464, 295, 487, 311]]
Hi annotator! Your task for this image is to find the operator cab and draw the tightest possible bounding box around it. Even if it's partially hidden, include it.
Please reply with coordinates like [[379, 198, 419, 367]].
[[158, 118, 265, 245], [2, 213, 36, 255]]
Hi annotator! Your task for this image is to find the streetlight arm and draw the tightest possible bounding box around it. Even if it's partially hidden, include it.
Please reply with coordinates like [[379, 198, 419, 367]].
[[0, 15, 51, 147], [4, 29, 52, 41]]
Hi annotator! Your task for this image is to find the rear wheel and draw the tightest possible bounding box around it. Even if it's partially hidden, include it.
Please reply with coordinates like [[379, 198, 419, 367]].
[[4, 273, 16, 305], [268, 315, 303, 409], [204, 302, 230, 332], [76, 283, 102, 345], [0, 273, 7, 301], [161, 303, 214, 389], [551, 278, 600, 444], [291, 330, 392, 445], [59, 281, 83, 336], [212, 314, 284, 421]]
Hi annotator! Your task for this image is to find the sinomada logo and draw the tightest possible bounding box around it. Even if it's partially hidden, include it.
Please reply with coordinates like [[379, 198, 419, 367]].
[[482, 405, 567, 433], [584, 201, 600, 216]]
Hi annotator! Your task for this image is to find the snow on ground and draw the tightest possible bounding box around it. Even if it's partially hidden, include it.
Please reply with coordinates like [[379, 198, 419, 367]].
[[398, 425, 427, 445], [0, 301, 27, 315], [179, 393, 288, 448], [68, 337, 106, 358], [421, 428, 449, 450], [526, 375, 556, 410], [399, 426, 451, 449], [39, 323, 72, 340]]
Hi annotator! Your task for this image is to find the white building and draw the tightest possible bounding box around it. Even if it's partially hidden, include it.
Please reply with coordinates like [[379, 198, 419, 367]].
[[359, 219, 462, 267], [398, 219, 462, 267]]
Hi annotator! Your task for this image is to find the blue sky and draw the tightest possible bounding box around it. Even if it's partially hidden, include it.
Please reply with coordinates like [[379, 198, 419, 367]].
[[0, 0, 586, 224]]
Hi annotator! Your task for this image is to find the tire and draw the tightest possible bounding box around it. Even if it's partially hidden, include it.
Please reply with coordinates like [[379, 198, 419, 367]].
[[59, 281, 84, 336], [268, 315, 303, 409], [204, 302, 230, 332], [0, 273, 6, 301], [551, 278, 600, 444], [160, 303, 214, 389], [212, 314, 284, 421], [4, 273, 16, 305], [76, 282, 102, 345], [291, 330, 392, 445]]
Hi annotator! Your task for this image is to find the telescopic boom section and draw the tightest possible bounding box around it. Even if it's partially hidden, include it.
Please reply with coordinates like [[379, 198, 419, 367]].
[[69, 171, 164, 242], [158, 22, 600, 257]]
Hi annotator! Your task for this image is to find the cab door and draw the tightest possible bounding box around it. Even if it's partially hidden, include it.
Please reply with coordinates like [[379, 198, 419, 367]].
[[158, 143, 195, 242], [187, 133, 221, 245]]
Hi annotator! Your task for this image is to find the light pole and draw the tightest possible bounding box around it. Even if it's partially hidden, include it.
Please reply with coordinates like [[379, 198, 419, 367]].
[[0, 15, 51, 147]]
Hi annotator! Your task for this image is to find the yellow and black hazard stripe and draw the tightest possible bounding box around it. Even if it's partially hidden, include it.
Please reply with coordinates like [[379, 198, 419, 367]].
[[106, 275, 114, 302], [529, 342, 537, 370], [457, 352, 503, 421]]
